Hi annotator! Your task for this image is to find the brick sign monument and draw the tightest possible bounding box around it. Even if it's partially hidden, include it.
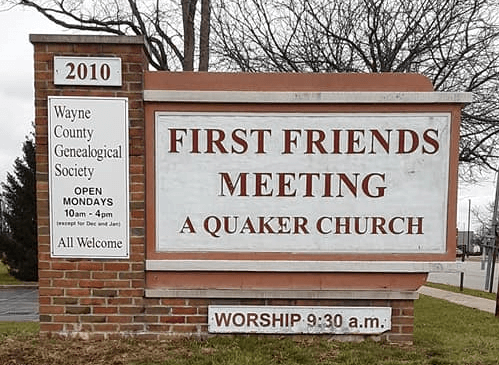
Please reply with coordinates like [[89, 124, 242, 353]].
[[31, 34, 472, 343]]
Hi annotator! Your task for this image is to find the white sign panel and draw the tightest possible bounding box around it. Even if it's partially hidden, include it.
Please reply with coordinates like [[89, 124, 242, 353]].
[[156, 112, 451, 254], [54, 57, 122, 86], [208, 306, 391, 334], [49, 96, 129, 258]]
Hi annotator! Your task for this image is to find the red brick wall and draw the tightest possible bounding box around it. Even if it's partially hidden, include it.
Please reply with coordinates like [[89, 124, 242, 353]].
[[147, 298, 413, 344], [32, 35, 415, 344]]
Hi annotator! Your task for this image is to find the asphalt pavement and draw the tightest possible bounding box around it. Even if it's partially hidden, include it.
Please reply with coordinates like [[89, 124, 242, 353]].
[[428, 258, 499, 293], [0, 286, 39, 322]]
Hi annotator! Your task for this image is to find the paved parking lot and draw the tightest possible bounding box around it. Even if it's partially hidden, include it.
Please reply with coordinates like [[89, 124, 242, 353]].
[[0, 287, 39, 322]]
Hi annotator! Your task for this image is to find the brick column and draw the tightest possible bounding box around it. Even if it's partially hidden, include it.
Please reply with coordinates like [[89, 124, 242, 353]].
[[31, 35, 148, 339]]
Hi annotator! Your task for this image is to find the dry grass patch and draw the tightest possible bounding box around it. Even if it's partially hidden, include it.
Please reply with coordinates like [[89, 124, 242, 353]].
[[0, 336, 191, 365]]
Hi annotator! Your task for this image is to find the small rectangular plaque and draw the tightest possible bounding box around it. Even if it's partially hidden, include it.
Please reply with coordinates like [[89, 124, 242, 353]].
[[208, 306, 391, 334], [54, 56, 122, 86]]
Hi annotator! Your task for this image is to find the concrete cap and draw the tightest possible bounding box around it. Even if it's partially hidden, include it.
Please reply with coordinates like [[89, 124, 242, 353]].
[[30, 34, 145, 45]]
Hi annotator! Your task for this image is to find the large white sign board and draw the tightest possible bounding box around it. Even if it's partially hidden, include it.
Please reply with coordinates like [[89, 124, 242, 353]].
[[49, 97, 129, 258], [156, 113, 450, 254], [208, 306, 391, 334]]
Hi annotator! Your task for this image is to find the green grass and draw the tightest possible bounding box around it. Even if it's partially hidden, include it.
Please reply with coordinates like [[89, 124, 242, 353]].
[[1, 295, 499, 364], [426, 281, 497, 301], [0, 261, 22, 285], [415, 295, 499, 364], [0, 322, 39, 337]]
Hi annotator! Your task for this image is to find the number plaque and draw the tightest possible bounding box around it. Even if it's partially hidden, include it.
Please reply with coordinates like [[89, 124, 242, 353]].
[[54, 56, 122, 86]]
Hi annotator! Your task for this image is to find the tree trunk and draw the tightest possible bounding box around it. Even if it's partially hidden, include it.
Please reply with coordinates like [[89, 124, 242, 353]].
[[182, 0, 198, 71], [199, 0, 211, 71]]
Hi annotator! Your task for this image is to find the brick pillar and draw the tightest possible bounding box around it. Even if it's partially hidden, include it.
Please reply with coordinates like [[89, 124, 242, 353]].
[[31, 35, 148, 339]]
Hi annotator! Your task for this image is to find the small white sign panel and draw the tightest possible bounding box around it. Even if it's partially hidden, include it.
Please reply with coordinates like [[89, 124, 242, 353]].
[[208, 306, 391, 334], [155, 112, 451, 254], [48, 96, 129, 258], [54, 56, 122, 86]]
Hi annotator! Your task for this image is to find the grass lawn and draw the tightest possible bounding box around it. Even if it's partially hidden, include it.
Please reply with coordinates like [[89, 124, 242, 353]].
[[1, 295, 499, 364], [0, 261, 22, 285], [0, 322, 39, 337]]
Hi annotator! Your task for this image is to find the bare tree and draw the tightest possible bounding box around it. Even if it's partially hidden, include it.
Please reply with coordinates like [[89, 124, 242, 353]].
[[211, 0, 499, 176], [1, 0, 211, 71], [4, 0, 499, 173], [472, 200, 495, 242]]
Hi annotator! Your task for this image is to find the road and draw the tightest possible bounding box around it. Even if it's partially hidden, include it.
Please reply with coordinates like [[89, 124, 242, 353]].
[[0, 287, 38, 322], [428, 258, 499, 293]]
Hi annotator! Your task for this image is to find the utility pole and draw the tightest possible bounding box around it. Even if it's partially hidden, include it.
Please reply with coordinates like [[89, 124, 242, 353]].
[[489, 172, 499, 295], [491, 171, 499, 316], [496, 243, 499, 317], [460, 199, 471, 291]]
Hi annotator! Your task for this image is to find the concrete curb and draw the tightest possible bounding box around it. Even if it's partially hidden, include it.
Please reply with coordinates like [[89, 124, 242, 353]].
[[0, 284, 38, 290]]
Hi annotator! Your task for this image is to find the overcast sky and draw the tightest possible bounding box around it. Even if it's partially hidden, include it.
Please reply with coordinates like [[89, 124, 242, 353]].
[[0, 6, 61, 183], [0, 5, 496, 230]]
